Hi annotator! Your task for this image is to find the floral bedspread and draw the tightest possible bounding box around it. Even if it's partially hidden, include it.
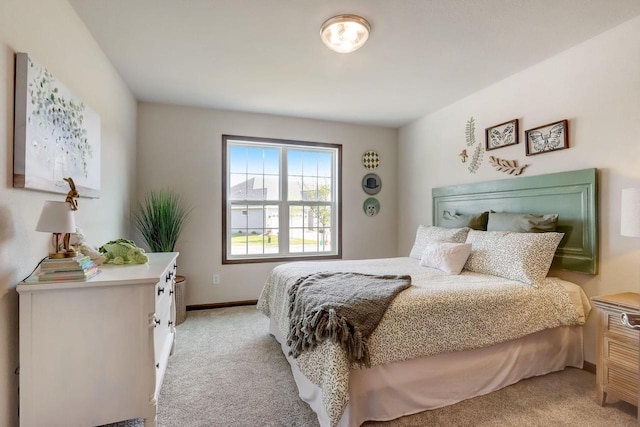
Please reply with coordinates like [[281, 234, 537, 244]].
[[257, 257, 587, 427]]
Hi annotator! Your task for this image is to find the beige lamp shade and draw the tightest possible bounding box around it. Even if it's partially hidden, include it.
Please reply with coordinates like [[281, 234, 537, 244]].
[[36, 201, 76, 233], [621, 188, 640, 237]]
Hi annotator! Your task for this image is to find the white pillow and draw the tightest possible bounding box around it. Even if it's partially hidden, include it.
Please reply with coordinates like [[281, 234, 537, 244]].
[[409, 225, 470, 259], [463, 229, 564, 287], [420, 242, 472, 274]]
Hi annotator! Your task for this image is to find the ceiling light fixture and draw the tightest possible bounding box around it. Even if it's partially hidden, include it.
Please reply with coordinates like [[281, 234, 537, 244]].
[[320, 14, 371, 53]]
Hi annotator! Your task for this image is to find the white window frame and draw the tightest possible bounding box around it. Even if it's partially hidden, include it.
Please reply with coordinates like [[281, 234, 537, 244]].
[[222, 135, 342, 264]]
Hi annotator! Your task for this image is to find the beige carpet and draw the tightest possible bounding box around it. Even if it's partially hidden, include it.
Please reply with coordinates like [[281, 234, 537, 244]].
[[105, 306, 638, 427]]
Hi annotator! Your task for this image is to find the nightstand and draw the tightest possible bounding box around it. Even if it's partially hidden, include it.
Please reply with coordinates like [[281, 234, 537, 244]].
[[592, 292, 639, 418]]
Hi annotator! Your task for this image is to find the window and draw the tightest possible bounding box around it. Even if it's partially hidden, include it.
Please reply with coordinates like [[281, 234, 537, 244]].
[[222, 135, 341, 263]]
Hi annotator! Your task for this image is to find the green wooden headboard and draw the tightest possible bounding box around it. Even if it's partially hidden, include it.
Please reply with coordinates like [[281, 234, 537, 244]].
[[432, 168, 598, 274]]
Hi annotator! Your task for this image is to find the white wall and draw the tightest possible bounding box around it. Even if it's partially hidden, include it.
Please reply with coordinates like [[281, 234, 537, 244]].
[[398, 16, 640, 364], [137, 103, 398, 305], [0, 1, 137, 424]]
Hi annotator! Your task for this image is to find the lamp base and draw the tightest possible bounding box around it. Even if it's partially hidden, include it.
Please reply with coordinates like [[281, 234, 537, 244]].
[[49, 250, 78, 259]]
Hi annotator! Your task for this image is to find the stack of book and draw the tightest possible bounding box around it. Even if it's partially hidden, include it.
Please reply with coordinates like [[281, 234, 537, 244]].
[[37, 255, 100, 282]]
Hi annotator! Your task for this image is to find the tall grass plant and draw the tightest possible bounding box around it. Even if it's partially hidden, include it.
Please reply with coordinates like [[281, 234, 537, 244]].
[[133, 190, 191, 252]]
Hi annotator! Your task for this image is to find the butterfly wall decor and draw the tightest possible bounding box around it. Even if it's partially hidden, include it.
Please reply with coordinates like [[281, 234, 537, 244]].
[[525, 120, 569, 156], [485, 119, 519, 151]]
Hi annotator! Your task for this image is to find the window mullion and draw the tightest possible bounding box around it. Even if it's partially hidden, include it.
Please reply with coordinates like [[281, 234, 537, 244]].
[[280, 147, 289, 255]]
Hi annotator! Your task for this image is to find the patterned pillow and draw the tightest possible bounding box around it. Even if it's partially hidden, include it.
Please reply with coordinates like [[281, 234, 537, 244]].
[[420, 242, 472, 274], [409, 225, 470, 259], [464, 229, 564, 287]]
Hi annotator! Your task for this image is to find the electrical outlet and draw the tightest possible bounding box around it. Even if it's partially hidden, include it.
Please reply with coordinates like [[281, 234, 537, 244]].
[[213, 274, 221, 285]]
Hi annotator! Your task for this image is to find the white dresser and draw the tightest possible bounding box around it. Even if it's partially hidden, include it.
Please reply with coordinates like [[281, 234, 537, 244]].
[[18, 252, 179, 427]]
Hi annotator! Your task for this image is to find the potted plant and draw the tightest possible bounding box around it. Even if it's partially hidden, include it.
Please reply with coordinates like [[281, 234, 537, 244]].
[[133, 189, 190, 252], [133, 189, 191, 325]]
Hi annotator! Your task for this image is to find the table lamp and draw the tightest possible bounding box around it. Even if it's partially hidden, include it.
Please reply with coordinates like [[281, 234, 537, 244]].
[[36, 200, 77, 258]]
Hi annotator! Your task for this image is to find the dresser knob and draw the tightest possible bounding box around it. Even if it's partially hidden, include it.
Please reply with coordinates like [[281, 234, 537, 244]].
[[156, 363, 160, 369], [168, 320, 174, 327], [169, 290, 174, 296], [158, 287, 165, 296], [153, 317, 161, 327]]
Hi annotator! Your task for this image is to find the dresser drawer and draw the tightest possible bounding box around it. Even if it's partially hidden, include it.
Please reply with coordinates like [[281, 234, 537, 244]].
[[603, 363, 639, 403], [604, 337, 639, 372], [154, 296, 173, 361], [155, 277, 173, 310], [606, 311, 640, 342], [156, 267, 175, 305]]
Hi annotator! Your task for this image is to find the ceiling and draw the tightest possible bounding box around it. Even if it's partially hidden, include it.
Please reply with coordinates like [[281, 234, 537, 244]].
[[68, 0, 640, 128]]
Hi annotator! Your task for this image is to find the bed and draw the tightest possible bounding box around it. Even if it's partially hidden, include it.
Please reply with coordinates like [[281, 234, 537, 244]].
[[257, 168, 597, 427]]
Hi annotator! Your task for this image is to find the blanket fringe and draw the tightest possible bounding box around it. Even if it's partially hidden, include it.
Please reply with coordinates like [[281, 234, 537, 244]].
[[289, 304, 371, 367]]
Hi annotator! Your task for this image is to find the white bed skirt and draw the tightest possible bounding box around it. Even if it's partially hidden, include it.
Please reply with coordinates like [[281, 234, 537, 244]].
[[269, 317, 583, 427]]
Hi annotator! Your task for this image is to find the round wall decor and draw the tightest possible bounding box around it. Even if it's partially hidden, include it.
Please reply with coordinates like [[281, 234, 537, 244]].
[[362, 173, 381, 195], [362, 150, 380, 170], [363, 197, 380, 216]]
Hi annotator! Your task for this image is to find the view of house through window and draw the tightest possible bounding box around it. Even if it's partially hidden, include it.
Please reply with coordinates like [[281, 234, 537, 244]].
[[223, 135, 341, 263]]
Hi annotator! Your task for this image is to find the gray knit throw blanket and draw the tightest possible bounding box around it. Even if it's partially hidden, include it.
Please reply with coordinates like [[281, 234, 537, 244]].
[[287, 271, 412, 368]]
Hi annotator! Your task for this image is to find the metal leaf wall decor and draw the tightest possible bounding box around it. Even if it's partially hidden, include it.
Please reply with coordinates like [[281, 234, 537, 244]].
[[465, 117, 476, 146], [488, 156, 529, 176], [465, 116, 483, 173], [468, 144, 484, 173]]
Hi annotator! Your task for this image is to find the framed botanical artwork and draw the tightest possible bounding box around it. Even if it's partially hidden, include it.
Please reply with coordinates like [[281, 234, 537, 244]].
[[525, 119, 569, 156], [13, 52, 101, 198], [485, 119, 518, 151]]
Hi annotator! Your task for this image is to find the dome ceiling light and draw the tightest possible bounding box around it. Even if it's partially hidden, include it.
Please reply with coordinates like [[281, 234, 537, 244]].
[[320, 14, 371, 53]]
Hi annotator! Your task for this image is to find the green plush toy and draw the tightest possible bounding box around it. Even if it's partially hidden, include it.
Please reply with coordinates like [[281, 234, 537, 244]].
[[98, 239, 149, 265]]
